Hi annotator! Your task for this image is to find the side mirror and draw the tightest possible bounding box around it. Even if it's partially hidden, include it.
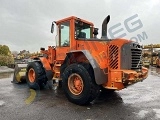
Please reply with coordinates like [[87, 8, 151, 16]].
[[51, 22, 54, 33]]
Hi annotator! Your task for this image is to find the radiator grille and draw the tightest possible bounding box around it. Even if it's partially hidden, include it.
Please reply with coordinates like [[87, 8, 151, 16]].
[[109, 45, 119, 69], [131, 48, 142, 70]]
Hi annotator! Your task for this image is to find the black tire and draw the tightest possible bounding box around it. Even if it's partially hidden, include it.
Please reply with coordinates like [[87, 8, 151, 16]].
[[26, 61, 47, 90], [62, 63, 100, 105]]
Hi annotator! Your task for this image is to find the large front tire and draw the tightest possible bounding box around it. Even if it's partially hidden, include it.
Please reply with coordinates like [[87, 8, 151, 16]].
[[62, 63, 100, 105], [26, 61, 47, 90]]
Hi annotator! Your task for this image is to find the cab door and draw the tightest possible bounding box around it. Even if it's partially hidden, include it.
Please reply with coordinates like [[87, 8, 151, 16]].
[[56, 21, 71, 60]]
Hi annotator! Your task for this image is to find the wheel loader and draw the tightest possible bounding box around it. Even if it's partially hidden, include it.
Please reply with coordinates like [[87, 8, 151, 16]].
[[12, 15, 148, 105]]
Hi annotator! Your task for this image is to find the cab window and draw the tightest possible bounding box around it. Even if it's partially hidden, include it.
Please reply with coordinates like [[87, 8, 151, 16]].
[[59, 21, 70, 47], [75, 21, 92, 39]]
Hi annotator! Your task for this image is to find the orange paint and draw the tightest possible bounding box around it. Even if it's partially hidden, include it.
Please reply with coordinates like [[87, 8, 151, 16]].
[[28, 68, 36, 83], [39, 57, 52, 71]]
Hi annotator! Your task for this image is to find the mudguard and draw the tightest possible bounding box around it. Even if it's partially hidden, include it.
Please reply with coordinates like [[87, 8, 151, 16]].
[[61, 50, 107, 85], [39, 57, 53, 80]]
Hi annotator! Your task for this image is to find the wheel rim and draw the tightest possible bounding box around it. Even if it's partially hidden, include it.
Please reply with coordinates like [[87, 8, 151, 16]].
[[68, 73, 83, 95], [28, 68, 36, 83]]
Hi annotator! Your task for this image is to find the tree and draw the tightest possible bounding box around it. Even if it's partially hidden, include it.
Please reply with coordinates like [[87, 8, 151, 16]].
[[0, 45, 11, 55], [0, 45, 14, 66]]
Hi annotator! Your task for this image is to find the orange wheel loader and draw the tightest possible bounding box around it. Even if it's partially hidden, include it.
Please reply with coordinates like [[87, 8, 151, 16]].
[[13, 15, 148, 105]]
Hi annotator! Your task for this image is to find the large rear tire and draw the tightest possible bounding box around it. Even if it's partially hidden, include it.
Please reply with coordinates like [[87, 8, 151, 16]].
[[62, 63, 100, 105], [26, 61, 47, 90]]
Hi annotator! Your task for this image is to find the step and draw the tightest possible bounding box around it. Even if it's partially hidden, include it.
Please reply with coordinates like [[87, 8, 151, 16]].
[[55, 64, 61, 67]]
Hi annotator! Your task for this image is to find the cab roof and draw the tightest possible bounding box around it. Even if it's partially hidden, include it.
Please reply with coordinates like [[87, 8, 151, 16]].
[[55, 16, 94, 26]]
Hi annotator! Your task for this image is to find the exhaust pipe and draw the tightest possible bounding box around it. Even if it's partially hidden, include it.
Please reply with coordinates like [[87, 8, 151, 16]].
[[101, 15, 110, 39]]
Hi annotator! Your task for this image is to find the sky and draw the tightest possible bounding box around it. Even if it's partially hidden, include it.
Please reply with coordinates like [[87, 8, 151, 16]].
[[0, 0, 160, 52]]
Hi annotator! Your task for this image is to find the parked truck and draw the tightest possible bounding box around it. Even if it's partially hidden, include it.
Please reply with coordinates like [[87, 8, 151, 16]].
[[13, 15, 148, 105]]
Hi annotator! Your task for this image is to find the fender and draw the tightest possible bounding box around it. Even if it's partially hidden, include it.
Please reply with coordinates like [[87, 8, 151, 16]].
[[39, 57, 53, 80], [61, 50, 107, 85]]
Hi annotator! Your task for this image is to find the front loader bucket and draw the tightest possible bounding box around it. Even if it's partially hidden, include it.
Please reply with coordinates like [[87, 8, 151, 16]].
[[12, 63, 28, 83]]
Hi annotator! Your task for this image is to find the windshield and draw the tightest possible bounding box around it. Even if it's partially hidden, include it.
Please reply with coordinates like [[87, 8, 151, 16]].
[[56, 21, 70, 47], [75, 20, 92, 39]]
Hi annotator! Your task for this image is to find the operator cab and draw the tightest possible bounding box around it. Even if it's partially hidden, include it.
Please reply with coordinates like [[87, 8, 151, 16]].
[[51, 16, 100, 47], [50, 16, 110, 60], [51, 16, 110, 48]]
